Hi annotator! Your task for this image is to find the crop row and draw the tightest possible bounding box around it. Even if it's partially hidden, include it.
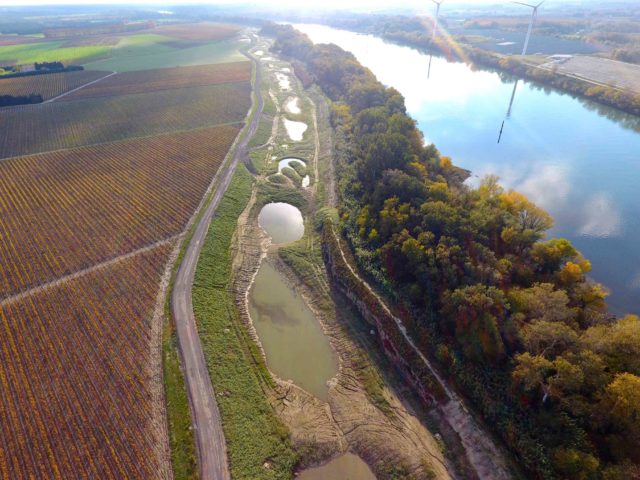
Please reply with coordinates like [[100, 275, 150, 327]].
[[0, 244, 172, 480], [0, 70, 108, 101], [0, 124, 241, 298], [62, 61, 252, 101], [154, 23, 240, 42], [0, 81, 250, 159]]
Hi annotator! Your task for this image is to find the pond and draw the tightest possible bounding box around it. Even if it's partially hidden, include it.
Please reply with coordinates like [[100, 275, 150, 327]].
[[283, 118, 307, 141], [258, 202, 304, 244], [278, 157, 310, 188], [286, 96, 301, 114], [294, 23, 640, 316], [249, 261, 338, 401], [298, 453, 377, 480]]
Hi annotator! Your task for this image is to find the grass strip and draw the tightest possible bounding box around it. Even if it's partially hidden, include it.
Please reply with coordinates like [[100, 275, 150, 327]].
[[163, 320, 199, 480], [192, 164, 297, 479]]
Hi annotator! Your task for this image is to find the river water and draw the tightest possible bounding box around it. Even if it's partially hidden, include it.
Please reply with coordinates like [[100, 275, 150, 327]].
[[294, 24, 640, 316]]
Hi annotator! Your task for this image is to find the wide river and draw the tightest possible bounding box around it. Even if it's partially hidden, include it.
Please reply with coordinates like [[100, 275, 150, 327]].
[[294, 24, 640, 316]]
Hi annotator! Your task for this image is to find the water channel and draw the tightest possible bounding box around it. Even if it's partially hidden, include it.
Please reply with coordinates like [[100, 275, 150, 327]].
[[294, 23, 640, 315], [278, 157, 310, 187]]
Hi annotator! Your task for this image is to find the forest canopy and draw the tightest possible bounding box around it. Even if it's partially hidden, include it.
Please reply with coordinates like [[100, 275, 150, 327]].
[[264, 23, 640, 480]]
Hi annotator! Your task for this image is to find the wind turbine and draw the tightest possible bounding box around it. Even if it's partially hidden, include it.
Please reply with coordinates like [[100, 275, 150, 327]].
[[513, 1, 545, 56], [431, 0, 446, 42], [428, 0, 445, 79], [497, 80, 520, 143]]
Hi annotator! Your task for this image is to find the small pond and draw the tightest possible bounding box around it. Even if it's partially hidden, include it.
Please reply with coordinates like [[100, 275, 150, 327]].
[[283, 118, 307, 141], [278, 157, 310, 188], [249, 262, 338, 401], [258, 202, 304, 244], [286, 97, 301, 114], [298, 453, 377, 480]]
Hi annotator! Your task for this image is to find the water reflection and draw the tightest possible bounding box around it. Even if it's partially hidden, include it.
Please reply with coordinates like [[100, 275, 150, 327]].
[[579, 193, 622, 239], [258, 202, 304, 244], [498, 80, 520, 143], [249, 262, 338, 401], [295, 23, 640, 315]]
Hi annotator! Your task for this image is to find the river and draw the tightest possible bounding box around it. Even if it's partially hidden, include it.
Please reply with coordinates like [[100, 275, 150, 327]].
[[294, 24, 640, 316]]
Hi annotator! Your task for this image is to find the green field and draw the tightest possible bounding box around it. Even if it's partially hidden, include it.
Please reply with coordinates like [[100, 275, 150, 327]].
[[0, 41, 110, 65], [83, 38, 246, 72]]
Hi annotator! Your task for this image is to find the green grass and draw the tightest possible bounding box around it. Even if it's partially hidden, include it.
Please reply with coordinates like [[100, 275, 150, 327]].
[[248, 117, 273, 149], [257, 182, 305, 209], [83, 38, 247, 72], [0, 41, 110, 65], [192, 164, 297, 480], [163, 319, 198, 480], [117, 34, 176, 46]]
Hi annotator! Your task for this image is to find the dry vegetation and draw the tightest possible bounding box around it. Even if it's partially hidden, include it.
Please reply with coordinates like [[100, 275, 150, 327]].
[[0, 125, 240, 298], [0, 70, 108, 100], [155, 22, 240, 42], [62, 61, 251, 100], [0, 82, 250, 159]]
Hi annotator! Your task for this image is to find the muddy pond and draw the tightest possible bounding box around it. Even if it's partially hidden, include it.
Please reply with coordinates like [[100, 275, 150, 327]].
[[298, 453, 377, 480], [251, 203, 338, 402]]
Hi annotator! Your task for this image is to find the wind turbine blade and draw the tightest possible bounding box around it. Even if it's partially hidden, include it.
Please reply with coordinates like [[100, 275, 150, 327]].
[[536, 0, 546, 7], [512, 1, 536, 7]]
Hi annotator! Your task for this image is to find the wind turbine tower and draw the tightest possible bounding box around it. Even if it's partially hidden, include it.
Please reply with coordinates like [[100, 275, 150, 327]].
[[514, 1, 545, 56], [431, 0, 445, 42]]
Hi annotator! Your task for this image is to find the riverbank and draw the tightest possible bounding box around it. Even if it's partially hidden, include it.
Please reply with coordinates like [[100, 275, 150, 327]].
[[354, 26, 640, 117], [231, 38, 460, 479]]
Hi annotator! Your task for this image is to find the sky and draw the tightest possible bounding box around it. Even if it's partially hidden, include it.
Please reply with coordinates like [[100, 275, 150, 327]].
[[0, 0, 573, 7]]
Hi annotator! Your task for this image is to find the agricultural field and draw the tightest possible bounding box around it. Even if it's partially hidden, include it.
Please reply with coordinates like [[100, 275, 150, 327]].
[[0, 35, 43, 47], [155, 22, 240, 42], [62, 61, 251, 100], [0, 41, 111, 65], [82, 37, 246, 72], [0, 82, 250, 159], [0, 70, 109, 101], [0, 244, 173, 479], [0, 125, 241, 298], [454, 28, 600, 55], [0, 15, 253, 479], [542, 55, 640, 94]]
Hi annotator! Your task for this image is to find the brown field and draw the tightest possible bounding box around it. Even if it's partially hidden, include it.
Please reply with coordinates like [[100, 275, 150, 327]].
[[0, 35, 42, 46], [0, 70, 109, 101], [61, 35, 122, 47], [43, 21, 155, 39], [0, 243, 172, 479], [0, 81, 251, 159], [542, 55, 640, 94], [0, 124, 240, 298], [62, 61, 251, 100], [155, 22, 240, 42]]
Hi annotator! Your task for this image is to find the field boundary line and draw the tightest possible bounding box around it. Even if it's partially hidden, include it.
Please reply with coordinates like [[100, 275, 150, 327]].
[[0, 235, 179, 307], [44, 71, 117, 103], [0, 121, 244, 163]]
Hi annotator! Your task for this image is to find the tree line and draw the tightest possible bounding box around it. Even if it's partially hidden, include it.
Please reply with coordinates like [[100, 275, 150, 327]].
[[0, 94, 43, 107], [264, 23, 640, 480]]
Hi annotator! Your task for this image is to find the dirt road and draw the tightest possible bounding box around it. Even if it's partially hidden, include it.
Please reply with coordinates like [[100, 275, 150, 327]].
[[171, 44, 263, 480]]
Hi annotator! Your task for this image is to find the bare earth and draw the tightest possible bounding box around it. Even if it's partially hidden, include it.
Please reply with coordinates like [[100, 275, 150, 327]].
[[540, 55, 640, 94]]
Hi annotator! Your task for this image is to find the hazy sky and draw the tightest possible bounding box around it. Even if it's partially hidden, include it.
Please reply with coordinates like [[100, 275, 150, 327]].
[[0, 0, 543, 7]]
